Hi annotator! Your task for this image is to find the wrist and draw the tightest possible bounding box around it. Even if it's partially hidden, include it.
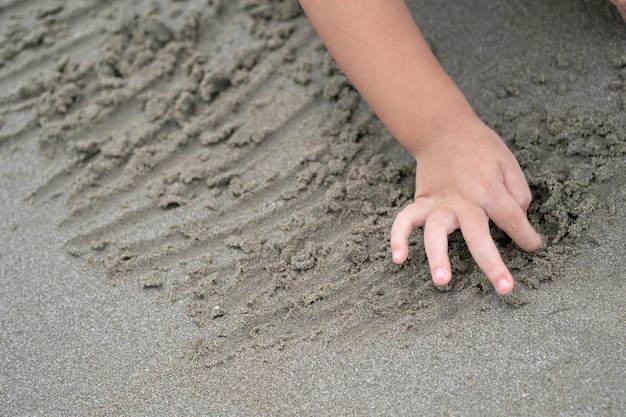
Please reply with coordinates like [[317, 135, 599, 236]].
[[392, 87, 477, 157]]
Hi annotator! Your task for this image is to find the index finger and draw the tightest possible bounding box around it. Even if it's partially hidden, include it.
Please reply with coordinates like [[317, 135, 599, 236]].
[[484, 190, 544, 253]]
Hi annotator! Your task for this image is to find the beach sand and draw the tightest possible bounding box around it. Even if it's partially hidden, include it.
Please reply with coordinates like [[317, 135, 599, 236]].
[[1, 0, 624, 415]]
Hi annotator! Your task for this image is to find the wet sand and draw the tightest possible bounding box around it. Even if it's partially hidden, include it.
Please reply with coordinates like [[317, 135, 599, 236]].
[[1, 0, 625, 415]]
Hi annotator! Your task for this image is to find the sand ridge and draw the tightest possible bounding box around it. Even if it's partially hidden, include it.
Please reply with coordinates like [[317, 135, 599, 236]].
[[2, 0, 625, 364], [1, 1, 625, 414]]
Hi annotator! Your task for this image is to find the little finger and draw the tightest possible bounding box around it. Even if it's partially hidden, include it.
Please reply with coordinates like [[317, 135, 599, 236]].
[[390, 200, 433, 264]]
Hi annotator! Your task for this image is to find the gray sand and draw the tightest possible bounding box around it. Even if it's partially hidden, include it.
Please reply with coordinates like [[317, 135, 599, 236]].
[[1, 0, 625, 415]]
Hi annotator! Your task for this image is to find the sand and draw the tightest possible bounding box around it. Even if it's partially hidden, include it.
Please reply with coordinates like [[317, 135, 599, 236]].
[[1, 0, 624, 415]]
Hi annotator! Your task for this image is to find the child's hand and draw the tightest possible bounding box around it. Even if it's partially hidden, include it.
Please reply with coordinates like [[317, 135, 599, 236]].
[[390, 114, 545, 295], [612, 0, 626, 20], [300, 0, 545, 294]]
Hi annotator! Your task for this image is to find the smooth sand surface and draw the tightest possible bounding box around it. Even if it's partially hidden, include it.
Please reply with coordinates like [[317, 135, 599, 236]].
[[1, 1, 624, 415]]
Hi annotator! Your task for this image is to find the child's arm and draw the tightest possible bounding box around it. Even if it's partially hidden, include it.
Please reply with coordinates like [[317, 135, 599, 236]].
[[300, 0, 544, 294]]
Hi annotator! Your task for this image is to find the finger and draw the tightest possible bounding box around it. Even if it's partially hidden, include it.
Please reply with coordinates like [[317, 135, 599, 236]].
[[458, 207, 515, 295], [500, 160, 533, 211], [484, 187, 544, 252], [390, 200, 432, 264], [423, 207, 458, 286]]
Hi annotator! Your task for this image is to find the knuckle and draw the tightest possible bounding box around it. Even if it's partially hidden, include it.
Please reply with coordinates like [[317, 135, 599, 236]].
[[516, 193, 532, 210], [461, 222, 488, 245], [478, 182, 501, 200], [506, 218, 523, 235], [481, 257, 506, 277], [425, 207, 458, 234], [425, 213, 446, 229]]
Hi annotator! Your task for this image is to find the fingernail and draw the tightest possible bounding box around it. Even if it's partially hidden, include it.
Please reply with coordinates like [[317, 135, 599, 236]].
[[434, 268, 447, 284], [496, 277, 514, 294], [392, 250, 402, 263]]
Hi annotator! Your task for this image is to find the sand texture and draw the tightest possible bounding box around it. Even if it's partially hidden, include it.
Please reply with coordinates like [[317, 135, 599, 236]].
[[1, 0, 625, 415]]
